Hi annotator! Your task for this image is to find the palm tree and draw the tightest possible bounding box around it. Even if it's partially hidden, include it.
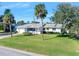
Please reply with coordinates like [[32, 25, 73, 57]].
[[3, 9, 14, 37], [34, 4, 47, 40]]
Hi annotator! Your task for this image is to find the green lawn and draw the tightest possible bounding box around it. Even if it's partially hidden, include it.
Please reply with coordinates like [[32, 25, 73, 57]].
[[0, 30, 3, 32], [0, 34, 79, 55]]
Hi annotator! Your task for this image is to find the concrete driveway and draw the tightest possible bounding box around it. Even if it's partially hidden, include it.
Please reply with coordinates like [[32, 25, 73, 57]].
[[0, 46, 42, 56], [0, 32, 11, 35], [0, 33, 20, 39]]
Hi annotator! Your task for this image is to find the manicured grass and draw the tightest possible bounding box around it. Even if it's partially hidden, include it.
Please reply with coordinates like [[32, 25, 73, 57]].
[[0, 34, 79, 55], [0, 30, 3, 32]]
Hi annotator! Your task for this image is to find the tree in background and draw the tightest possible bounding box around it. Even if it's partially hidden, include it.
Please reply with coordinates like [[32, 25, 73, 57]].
[[52, 3, 79, 37], [17, 20, 25, 25], [69, 7, 79, 37], [3, 9, 16, 37], [0, 15, 3, 31], [26, 21, 30, 24], [34, 3, 47, 40], [0, 15, 3, 22]]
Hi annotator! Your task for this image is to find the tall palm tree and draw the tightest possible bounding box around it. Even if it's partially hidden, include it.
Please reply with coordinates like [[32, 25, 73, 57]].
[[34, 4, 47, 40], [3, 9, 14, 37]]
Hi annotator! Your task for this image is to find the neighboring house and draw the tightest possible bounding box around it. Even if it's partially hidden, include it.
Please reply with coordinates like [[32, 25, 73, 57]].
[[44, 23, 62, 33], [17, 23, 42, 34]]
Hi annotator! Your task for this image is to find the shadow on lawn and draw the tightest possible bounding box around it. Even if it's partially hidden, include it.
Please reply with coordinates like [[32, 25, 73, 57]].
[[43, 34, 72, 40], [43, 37, 56, 40], [57, 34, 70, 37], [43, 35, 58, 40], [57, 34, 79, 40]]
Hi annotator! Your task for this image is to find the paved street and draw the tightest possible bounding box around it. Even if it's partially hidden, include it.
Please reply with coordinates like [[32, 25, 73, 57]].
[[0, 46, 42, 56], [0, 46, 28, 56]]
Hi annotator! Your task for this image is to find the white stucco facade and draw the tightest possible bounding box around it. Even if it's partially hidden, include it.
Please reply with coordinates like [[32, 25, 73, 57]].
[[44, 23, 62, 33], [16, 23, 42, 34], [45, 28, 61, 33], [17, 28, 25, 34], [25, 28, 41, 34], [17, 23, 62, 34], [17, 28, 41, 34]]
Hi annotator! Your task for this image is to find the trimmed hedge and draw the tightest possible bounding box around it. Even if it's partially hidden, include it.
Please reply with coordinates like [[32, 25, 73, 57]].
[[23, 32, 32, 36]]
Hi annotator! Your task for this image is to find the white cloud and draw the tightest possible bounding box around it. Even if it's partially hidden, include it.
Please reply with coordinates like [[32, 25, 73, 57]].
[[20, 3, 30, 7], [0, 3, 31, 9]]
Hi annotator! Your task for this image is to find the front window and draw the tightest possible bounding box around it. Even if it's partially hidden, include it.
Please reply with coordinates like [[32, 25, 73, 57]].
[[52, 28, 56, 30], [27, 28, 35, 31]]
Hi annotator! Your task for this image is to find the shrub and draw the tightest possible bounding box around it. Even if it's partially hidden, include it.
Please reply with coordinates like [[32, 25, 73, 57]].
[[14, 31, 18, 33], [0, 24, 3, 30], [45, 32, 59, 34], [23, 32, 32, 36], [69, 33, 75, 38], [57, 34, 69, 37], [74, 34, 79, 40]]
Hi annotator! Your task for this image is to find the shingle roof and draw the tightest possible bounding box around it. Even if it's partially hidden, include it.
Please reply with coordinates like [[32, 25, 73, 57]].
[[17, 23, 42, 29], [44, 23, 62, 29], [17, 23, 62, 29]]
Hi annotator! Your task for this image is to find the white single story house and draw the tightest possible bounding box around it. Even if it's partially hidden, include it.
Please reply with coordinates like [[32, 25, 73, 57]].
[[17, 23, 42, 34], [17, 23, 62, 34], [44, 23, 62, 33]]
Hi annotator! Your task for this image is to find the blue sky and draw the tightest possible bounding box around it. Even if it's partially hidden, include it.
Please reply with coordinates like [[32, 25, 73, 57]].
[[0, 2, 79, 23]]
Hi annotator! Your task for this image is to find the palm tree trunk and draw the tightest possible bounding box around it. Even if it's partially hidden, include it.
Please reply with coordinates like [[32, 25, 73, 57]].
[[3, 23, 6, 32], [41, 18, 44, 40], [10, 24, 12, 37]]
